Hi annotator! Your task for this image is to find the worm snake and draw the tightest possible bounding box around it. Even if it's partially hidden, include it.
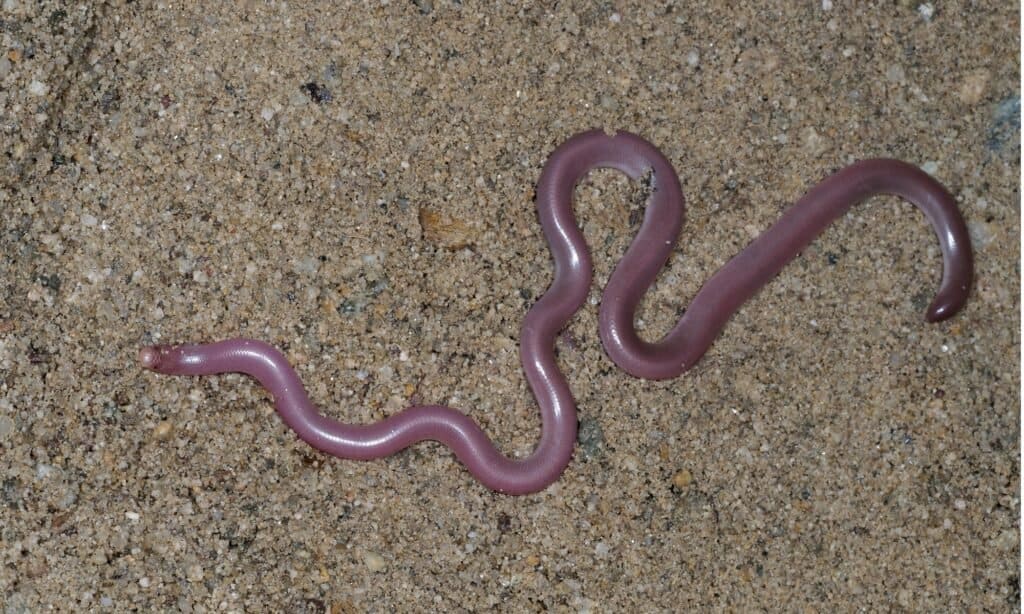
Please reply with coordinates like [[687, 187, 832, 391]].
[[139, 129, 973, 494]]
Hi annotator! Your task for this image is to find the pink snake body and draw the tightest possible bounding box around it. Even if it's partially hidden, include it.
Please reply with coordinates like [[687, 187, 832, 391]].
[[139, 130, 973, 494]]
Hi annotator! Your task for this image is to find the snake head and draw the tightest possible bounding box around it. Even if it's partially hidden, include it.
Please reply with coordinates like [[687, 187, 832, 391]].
[[138, 345, 170, 371]]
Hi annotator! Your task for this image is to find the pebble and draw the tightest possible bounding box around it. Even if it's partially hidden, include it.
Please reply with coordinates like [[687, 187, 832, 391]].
[[418, 206, 476, 249], [57, 486, 78, 510], [28, 80, 49, 96], [967, 220, 994, 249], [958, 69, 989, 105], [672, 468, 693, 489], [0, 415, 14, 439], [802, 127, 830, 155], [25, 557, 48, 578], [885, 64, 906, 84], [991, 529, 1016, 551], [185, 563, 205, 582], [363, 551, 387, 572], [576, 417, 605, 461], [152, 420, 174, 440], [292, 256, 320, 275]]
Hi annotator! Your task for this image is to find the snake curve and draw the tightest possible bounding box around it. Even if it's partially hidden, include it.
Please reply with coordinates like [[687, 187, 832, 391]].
[[139, 129, 973, 494]]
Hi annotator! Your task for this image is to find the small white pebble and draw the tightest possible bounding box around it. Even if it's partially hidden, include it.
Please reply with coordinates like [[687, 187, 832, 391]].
[[192, 269, 208, 284], [992, 529, 1016, 551], [260, 107, 275, 121], [609, 12, 621, 23], [821, 0, 833, 9], [271, 221, 284, 231], [125, 511, 140, 522], [954, 498, 966, 510], [921, 161, 939, 175], [886, 64, 906, 84], [138, 577, 150, 588], [917, 3, 935, 20], [620, 454, 639, 471], [363, 551, 387, 572], [28, 80, 49, 96], [100, 597, 113, 607], [685, 50, 700, 67], [292, 256, 319, 275], [86, 268, 109, 284], [802, 127, 830, 155], [81, 213, 98, 227], [968, 220, 994, 249]]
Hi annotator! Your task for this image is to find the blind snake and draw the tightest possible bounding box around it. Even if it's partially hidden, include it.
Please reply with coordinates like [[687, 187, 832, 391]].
[[139, 129, 973, 494]]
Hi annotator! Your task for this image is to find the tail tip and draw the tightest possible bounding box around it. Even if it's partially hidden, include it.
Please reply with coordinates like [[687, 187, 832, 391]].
[[925, 298, 962, 323]]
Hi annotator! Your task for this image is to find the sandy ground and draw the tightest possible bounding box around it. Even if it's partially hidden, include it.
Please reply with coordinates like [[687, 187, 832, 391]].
[[1, 1, 1020, 611]]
